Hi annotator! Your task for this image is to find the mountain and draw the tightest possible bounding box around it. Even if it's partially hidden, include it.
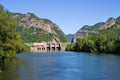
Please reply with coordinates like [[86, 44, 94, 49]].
[[100, 17, 120, 40], [73, 17, 117, 42], [81, 22, 105, 31], [66, 16, 120, 54], [11, 13, 68, 43], [98, 18, 115, 30], [66, 34, 74, 42]]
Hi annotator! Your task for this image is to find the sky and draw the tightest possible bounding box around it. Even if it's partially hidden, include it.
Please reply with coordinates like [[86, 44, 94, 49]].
[[0, 0, 120, 34]]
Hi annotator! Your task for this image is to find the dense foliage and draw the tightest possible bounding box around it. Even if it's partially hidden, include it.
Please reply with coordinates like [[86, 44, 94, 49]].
[[16, 26, 68, 43], [66, 34, 120, 54], [66, 17, 120, 54], [16, 26, 53, 42], [0, 5, 28, 61]]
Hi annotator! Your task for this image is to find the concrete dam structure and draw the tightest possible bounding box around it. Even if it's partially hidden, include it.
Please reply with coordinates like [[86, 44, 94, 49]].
[[30, 42, 61, 52]]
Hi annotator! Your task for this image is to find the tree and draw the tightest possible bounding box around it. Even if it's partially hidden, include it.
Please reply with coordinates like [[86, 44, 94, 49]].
[[114, 36, 120, 54], [0, 5, 28, 58], [65, 43, 74, 51], [106, 41, 115, 53], [74, 38, 84, 51], [95, 35, 107, 52]]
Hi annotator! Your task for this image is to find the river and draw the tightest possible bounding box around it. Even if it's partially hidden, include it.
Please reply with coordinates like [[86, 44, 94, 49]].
[[0, 52, 120, 80]]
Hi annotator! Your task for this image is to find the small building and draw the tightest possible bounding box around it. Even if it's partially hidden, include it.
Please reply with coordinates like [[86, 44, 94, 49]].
[[33, 43, 46, 51], [30, 42, 61, 52]]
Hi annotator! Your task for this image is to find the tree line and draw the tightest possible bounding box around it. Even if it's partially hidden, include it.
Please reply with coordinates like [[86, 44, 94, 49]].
[[0, 5, 29, 66], [66, 16, 120, 54], [66, 34, 120, 54]]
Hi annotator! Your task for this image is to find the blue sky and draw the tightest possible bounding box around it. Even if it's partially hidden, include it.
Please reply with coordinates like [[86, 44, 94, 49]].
[[0, 0, 120, 34]]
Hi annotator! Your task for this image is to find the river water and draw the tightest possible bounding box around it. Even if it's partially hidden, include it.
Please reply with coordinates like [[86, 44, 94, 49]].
[[0, 52, 120, 80]]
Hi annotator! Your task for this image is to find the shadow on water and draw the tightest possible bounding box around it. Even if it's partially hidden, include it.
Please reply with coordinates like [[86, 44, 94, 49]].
[[0, 57, 29, 80]]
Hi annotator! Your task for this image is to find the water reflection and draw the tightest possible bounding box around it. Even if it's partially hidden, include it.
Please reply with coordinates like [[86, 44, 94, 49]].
[[0, 52, 120, 80], [0, 57, 29, 80]]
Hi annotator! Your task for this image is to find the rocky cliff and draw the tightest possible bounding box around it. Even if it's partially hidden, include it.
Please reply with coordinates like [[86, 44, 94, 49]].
[[12, 13, 68, 42], [73, 17, 118, 42], [98, 17, 116, 30]]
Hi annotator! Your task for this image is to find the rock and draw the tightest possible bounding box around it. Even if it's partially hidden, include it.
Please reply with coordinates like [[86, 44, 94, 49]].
[[73, 17, 116, 43], [99, 17, 116, 30], [12, 12, 68, 42]]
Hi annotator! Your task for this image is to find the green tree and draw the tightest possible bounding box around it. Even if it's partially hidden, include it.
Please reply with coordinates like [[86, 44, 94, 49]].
[[114, 37, 120, 54], [95, 35, 107, 52], [106, 41, 115, 53], [74, 38, 84, 51], [65, 43, 74, 51], [0, 5, 28, 58]]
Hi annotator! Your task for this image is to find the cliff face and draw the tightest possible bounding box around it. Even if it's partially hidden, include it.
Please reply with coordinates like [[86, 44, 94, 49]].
[[73, 17, 118, 42], [12, 13, 68, 42], [99, 18, 116, 30], [73, 30, 98, 42]]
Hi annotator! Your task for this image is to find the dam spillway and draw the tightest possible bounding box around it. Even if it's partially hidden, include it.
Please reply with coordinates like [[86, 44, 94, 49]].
[[30, 42, 61, 52]]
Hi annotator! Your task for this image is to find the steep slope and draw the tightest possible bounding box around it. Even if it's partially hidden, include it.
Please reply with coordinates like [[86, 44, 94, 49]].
[[100, 16, 120, 40], [73, 17, 117, 42], [66, 16, 120, 54], [81, 22, 105, 31], [12, 13, 67, 43], [98, 18, 115, 30], [66, 34, 74, 42]]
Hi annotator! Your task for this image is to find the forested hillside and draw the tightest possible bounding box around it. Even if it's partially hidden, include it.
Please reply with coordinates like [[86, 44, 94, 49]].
[[12, 13, 68, 43], [66, 17, 120, 54]]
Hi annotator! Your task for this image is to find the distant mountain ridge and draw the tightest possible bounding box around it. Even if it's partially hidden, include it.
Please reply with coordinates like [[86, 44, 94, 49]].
[[12, 12, 68, 43], [66, 16, 120, 53], [73, 17, 119, 42], [66, 34, 74, 42]]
